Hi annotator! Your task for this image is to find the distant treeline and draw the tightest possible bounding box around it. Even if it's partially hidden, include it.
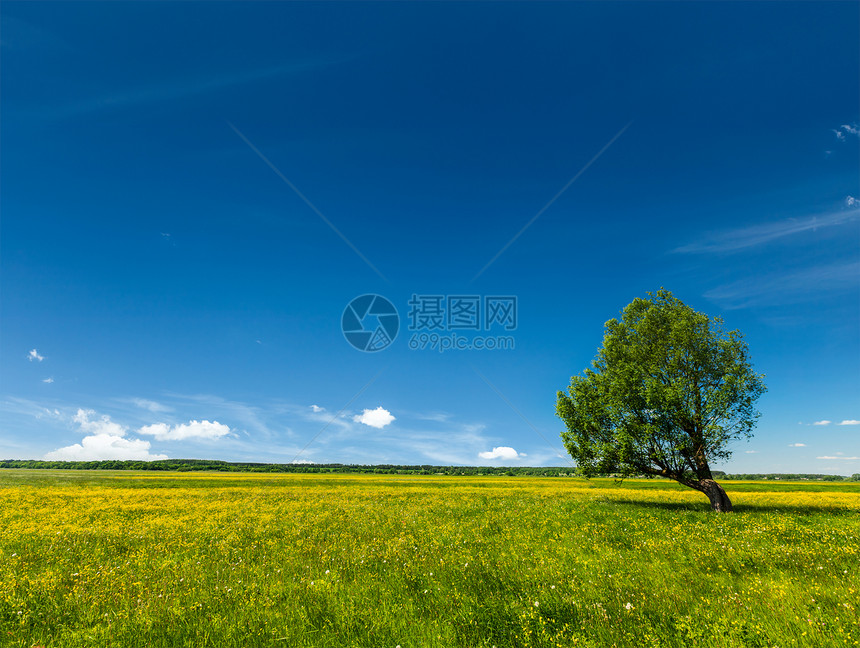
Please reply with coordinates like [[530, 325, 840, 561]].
[[714, 472, 854, 481], [0, 459, 575, 476], [0, 459, 857, 480]]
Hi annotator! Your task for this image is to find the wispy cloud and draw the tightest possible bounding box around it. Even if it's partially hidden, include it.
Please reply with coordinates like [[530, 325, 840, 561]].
[[817, 456, 859, 461], [704, 260, 860, 310], [744, 450, 759, 454], [28, 349, 44, 362], [8, 394, 571, 467], [674, 208, 860, 254], [813, 420, 831, 426], [177, 393, 285, 440], [129, 398, 173, 413], [0, 397, 62, 421], [410, 411, 453, 423], [837, 420, 860, 426], [42, 377, 54, 384], [298, 403, 353, 433], [372, 422, 494, 466], [788, 443, 806, 447], [43, 59, 345, 120], [280, 414, 497, 466]]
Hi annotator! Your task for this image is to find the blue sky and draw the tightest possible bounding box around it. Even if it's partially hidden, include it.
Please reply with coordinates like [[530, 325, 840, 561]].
[[1, 2, 858, 473]]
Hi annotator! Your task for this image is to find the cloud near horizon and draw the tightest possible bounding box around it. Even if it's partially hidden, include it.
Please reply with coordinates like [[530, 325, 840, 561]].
[[44, 409, 166, 461], [44, 409, 232, 461], [45, 433, 166, 461]]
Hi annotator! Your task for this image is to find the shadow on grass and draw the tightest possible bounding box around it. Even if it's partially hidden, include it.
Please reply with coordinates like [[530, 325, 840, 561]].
[[606, 498, 859, 516]]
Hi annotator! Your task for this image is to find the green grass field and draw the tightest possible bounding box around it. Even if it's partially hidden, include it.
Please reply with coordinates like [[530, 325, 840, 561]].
[[1, 470, 857, 647]]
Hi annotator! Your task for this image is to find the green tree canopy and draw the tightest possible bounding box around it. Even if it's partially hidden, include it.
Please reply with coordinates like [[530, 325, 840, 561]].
[[556, 289, 766, 512]]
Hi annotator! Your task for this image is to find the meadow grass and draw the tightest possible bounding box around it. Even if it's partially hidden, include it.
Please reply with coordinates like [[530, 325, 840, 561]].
[[1, 470, 857, 647]]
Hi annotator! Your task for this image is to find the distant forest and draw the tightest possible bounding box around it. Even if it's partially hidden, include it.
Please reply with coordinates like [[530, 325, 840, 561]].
[[0, 459, 856, 480]]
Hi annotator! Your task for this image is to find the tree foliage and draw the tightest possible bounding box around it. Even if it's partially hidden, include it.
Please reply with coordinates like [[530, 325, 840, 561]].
[[556, 289, 766, 511]]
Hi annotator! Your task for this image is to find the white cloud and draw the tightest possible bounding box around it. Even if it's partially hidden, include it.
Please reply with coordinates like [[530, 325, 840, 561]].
[[74, 408, 126, 437], [813, 420, 831, 426], [42, 377, 54, 384], [137, 420, 231, 441], [28, 349, 44, 362], [353, 407, 395, 429], [744, 450, 758, 454], [817, 456, 859, 461], [45, 409, 166, 461], [788, 443, 806, 447], [837, 420, 860, 426], [479, 446, 523, 460], [847, 196, 856, 207], [310, 405, 325, 413]]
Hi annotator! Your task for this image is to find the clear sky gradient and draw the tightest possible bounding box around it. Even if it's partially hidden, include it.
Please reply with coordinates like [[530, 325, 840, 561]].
[[2, 2, 858, 473]]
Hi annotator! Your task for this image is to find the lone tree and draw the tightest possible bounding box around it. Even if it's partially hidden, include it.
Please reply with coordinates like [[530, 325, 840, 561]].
[[556, 289, 766, 512]]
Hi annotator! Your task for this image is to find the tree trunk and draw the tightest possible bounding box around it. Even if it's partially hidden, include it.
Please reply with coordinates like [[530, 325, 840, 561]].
[[699, 479, 733, 512]]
